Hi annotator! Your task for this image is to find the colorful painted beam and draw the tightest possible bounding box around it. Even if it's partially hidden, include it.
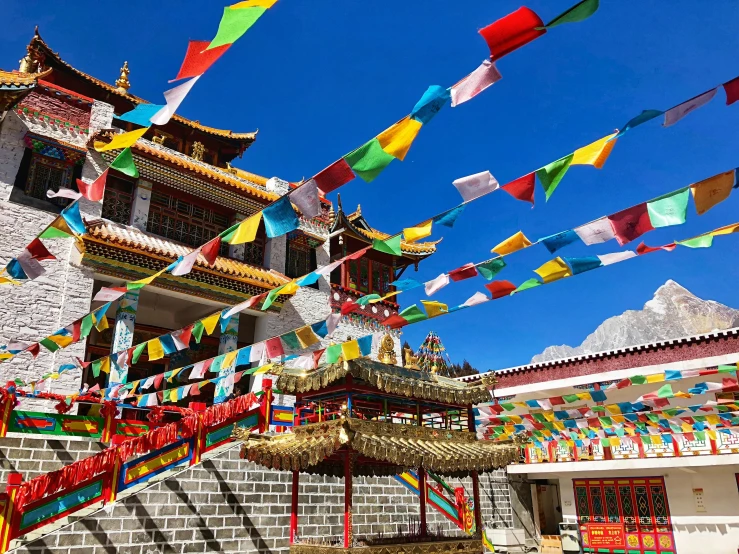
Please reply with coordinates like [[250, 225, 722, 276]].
[[394, 471, 464, 528], [9, 411, 103, 439]]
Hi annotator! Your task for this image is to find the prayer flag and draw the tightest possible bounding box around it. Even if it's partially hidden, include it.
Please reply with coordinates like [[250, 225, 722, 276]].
[[357, 335, 373, 356], [463, 292, 489, 307], [421, 300, 448, 318], [608, 203, 654, 245], [478, 7, 546, 60], [724, 76, 739, 105], [150, 77, 200, 126], [39, 216, 74, 239], [201, 312, 221, 335], [289, 180, 321, 219], [572, 133, 617, 169], [647, 188, 690, 228], [448, 263, 478, 282], [263, 196, 299, 238], [172, 326, 193, 350], [678, 234, 714, 248], [265, 337, 284, 359], [512, 278, 542, 295], [249, 342, 266, 363], [597, 251, 637, 265], [501, 173, 536, 206], [563, 256, 601, 275], [377, 116, 423, 161], [159, 335, 177, 356], [313, 159, 355, 194], [227, 213, 262, 244], [208, 6, 267, 50], [664, 88, 718, 127], [326, 344, 342, 364], [545, 0, 600, 28], [148, 339, 164, 361], [132, 343, 147, 364], [478, 258, 506, 280], [109, 147, 139, 178], [118, 103, 164, 127], [537, 154, 573, 200], [433, 205, 465, 227], [399, 304, 427, 324], [403, 220, 432, 243], [636, 241, 676, 255], [172, 40, 230, 82], [200, 237, 222, 266], [452, 171, 499, 202], [534, 258, 572, 283], [341, 340, 361, 361], [491, 231, 532, 255], [295, 326, 320, 348], [61, 201, 86, 235], [94, 127, 148, 152], [356, 294, 381, 306], [127, 266, 168, 291], [373, 235, 402, 256], [76, 169, 108, 202], [712, 223, 739, 236], [575, 218, 616, 245], [410, 85, 450, 125], [451, 60, 501, 107], [171, 247, 201, 277], [540, 230, 578, 254], [280, 331, 301, 351], [391, 278, 422, 291], [343, 138, 395, 183], [691, 171, 734, 215], [26, 238, 55, 261], [615, 110, 663, 139], [425, 273, 449, 296]]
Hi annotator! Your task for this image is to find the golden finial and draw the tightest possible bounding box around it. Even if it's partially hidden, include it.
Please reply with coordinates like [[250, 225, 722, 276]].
[[115, 61, 131, 94], [191, 141, 205, 161], [403, 346, 421, 371], [355, 204, 362, 217], [19, 28, 44, 74], [377, 334, 397, 365]]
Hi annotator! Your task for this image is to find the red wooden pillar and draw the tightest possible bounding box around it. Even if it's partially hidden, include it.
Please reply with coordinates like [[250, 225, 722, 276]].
[[344, 451, 353, 548], [418, 467, 427, 537], [0, 473, 21, 554], [471, 471, 482, 533], [290, 470, 299, 544]]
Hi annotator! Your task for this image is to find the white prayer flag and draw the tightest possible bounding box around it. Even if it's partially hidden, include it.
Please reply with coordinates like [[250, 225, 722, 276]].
[[171, 329, 190, 351], [463, 292, 489, 307], [316, 260, 343, 276], [452, 171, 499, 203], [150, 76, 201, 126], [190, 361, 208, 380], [574, 218, 616, 245], [664, 88, 717, 127], [47, 188, 82, 201], [93, 287, 127, 302], [451, 60, 502, 107], [597, 251, 636, 266], [17, 250, 45, 280], [326, 313, 342, 338], [288, 354, 315, 370], [223, 294, 264, 319], [171, 247, 202, 277], [249, 342, 266, 363], [289, 179, 321, 219], [424, 273, 450, 296]]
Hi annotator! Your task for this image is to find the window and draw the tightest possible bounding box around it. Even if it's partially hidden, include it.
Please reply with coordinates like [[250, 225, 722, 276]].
[[346, 257, 392, 295], [24, 153, 76, 207], [285, 232, 317, 286], [101, 175, 134, 225]]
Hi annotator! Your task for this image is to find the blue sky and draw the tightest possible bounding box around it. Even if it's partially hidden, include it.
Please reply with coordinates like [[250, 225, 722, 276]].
[[3, 1, 739, 371]]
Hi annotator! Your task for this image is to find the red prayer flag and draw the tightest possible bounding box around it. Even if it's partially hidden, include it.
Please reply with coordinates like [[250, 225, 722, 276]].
[[200, 237, 221, 265], [636, 241, 676, 255], [501, 172, 536, 205], [616, 378, 631, 389], [178, 325, 194, 347], [153, 374, 164, 389], [26, 238, 55, 261], [265, 337, 284, 359], [722, 378, 739, 392], [313, 159, 355, 195], [723, 76, 739, 106], [70, 321, 81, 343], [202, 358, 214, 373], [608, 203, 654, 246], [550, 396, 565, 406], [312, 349, 325, 369], [76, 169, 108, 202], [651, 398, 670, 408], [171, 40, 231, 82], [478, 7, 546, 60], [383, 314, 409, 329], [341, 300, 358, 316], [448, 263, 478, 282], [684, 432, 695, 441], [26, 343, 40, 358], [346, 246, 372, 260], [485, 280, 517, 299], [490, 404, 505, 414]]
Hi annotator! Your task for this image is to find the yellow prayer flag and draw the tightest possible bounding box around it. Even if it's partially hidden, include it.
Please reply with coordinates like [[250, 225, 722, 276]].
[[691, 171, 735, 215], [403, 220, 433, 243], [373, 291, 400, 303], [650, 435, 662, 446], [708, 429, 717, 440], [533, 257, 572, 284], [674, 391, 691, 399], [553, 422, 565, 431], [625, 428, 636, 436], [421, 300, 448, 319], [513, 402, 528, 409], [48, 335, 75, 348], [646, 373, 665, 384], [255, 363, 274, 375], [94, 127, 149, 152], [223, 350, 238, 369], [712, 223, 739, 236], [129, 267, 168, 289], [543, 412, 556, 422], [605, 405, 621, 415], [99, 356, 111, 375], [95, 315, 109, 332], [576, 392, 591, 401], [681, 422, 693, 433], [612, 415, 625, 424], [295, 326, 320, 348], [201, 313, 221, 335], [148, 339, 164, 361], [281, 281, 300, 295], [509, 415, 522, 424], [491, 231, 532, 256], [706, 415, 720, 425], [376, 116, 423, 161], [167, 368, 182, 383], [572, 133, 618, 169], [341, 340, 361, 361], [610, 437, 620, 447], [229, 213, 262, 245], [231, 0, 278, 7]]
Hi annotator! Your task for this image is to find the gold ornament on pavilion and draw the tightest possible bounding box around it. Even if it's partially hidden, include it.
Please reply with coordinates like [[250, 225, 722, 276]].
[[403, 346, 421, 370], [377, 334, 397, 365], [115, 61, 131, 93], [191, 141, 205, 161]]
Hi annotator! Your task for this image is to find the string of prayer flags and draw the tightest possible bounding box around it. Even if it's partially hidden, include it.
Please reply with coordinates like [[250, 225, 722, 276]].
[[452, 171, 499, 203], [543, 0, 600, 29], [575, 218, 616, 245], [109, 147, 139, 178], [486, 280, 517, 299], [312, 159, 355, 195], [492, 231, 532, 255], [433, 205, 465, 228], [451, 60, 502, 107], [540, 230, 579, 254], [534, 258, 572, 283], [664, 88, 717, 127], [571, 133, 617, 169], [377, 117, 423, 161], [690, 171, 735, 215], [563, 256, 602, 275], [501, 173, 536, 206], [208, 4, 270, 50], [289, 180, 321, 219], [421, 301, 448, 319], [373, 235, 403, 256], [150, 77, 201, 126], [448, 263, 478, 282], [410, 86, 450, 125], [537, 154, 573, 200], [614, 110, 663, 139], [608, 203, 654, 246], [171, 41, 230, 82], [403, 220, 432, 243], [343, 138, 395, 183], [646, 188, 690, 228], [477, 258, 506, 280], [94, 127, 149, 152], [478, 7, 546, 60], [60, 201, 86, 236], [76, 169, 108, 203], [425, 273, 450, 296]]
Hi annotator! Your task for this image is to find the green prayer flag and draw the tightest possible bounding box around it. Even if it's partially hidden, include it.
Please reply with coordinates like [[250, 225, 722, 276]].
[[211, 354, 225, 374], [533, 413, 547, 423], [281, 331, 301, 350], [718, 364, 737, 373], [601, 438, 610, 447], [262, 284, 287, 311], [343, 138, 395, 183], [678, 234, 714, 248], [563, 394, 579, 403], [372, 235, 402, 256], [132, 342, 147, 364], [629, 375, 647, 385], [478, 258, 506, 280], [110, 147, 139, 178], [399, 304, 428, 324], [656, 384, 674, 398], [536, 154, 573, 201], [220, 222, 241, 243], [512, 278, 542, 295], [127, 280, 148, 291], [545, 0, 600, 28], [646, 413, 660, 423], [500, 402, 516, 411], [615, 428, 625, 437], [598, 417, 612, 426], [695, 430, 706, 441], [647, 188, 689, 228], [642, 436, 652, 445], [192, 321, 205, 343], [356, 294, 382, 306], [326, 344, 343, 364], [92, 358, 102, 378], [39, 338, 60, 353], [80, 314, 95, 339], [39, 220, 73, 239], [208, 6, 267, 50], [590, 405, 606, 413]]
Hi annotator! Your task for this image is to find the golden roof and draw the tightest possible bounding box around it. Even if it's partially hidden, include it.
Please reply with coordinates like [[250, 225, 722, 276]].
[[84, 219, 290, 289], [275, 358, 495, 405], [343, 208, 439, 256], [234, 417, 520, 474], [0, 68, 51, 87]]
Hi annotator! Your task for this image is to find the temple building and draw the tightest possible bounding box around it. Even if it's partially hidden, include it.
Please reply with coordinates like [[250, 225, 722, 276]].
[[0, 30, 437, 410]]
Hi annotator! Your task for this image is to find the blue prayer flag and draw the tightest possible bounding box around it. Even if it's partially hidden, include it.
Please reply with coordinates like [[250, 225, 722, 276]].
[[263, 196, 299, 238], [411, 85, 451, 125], [296, 272, 321, 286], [357, 335, 373, 356], [433, 205, 465, 228], [160, 335, 177, 355], [563, 256, 602, 275], [311, 320, 329, 338], [614, 110, 663, 139], [236, 347, 251, 367], [117, 104, 164, 127], [61, 201, 86, 235], [390, 278, 422, 291], [219, 311, 233, 333], [540, 230, 579, 254], [590, 390, 607, 402], [6, 259, 27, 280], [665, 370, 682, 381]]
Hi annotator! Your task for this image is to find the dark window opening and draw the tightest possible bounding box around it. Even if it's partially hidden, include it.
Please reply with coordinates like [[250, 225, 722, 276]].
[[285, 232, 319, 288], [10, 149, 80, 213], [101, 175, 134, 225]]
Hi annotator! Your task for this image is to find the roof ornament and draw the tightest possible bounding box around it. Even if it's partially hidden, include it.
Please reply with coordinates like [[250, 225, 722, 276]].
[[403, 345, 421, 371], [377, 334, 397, 366], [115, 61, 130, 94], [19, 28, 45, 74], [355, 204, 362, 217], [191, 141, 205, 161]]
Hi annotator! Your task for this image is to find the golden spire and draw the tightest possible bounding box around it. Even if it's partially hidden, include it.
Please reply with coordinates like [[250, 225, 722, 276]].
[[355, 204, 362, 217], [115, 61, 130, 94]]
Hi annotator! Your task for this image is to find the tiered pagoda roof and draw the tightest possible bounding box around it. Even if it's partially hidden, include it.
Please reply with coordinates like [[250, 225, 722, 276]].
[[0, 68, 51, 111]]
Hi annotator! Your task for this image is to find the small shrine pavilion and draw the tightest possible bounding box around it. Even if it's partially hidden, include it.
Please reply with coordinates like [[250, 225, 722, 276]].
[[234, 342, 519, 554]]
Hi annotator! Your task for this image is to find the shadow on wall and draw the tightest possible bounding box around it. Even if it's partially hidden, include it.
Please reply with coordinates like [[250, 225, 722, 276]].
[[674, 523, 739, 536]]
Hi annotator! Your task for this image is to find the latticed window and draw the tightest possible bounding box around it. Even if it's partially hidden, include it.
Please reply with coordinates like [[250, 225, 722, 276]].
[[347, 258, 392, 295], [101, 175, 133, 225], [24, 154, 73, 207], [285, 232, 318, 284]]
